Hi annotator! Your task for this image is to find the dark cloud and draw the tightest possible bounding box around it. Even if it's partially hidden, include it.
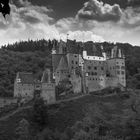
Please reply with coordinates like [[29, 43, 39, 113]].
[[0, 0, 139, 46], [77, 0, 122, 22], [12, 0, 140, 21]]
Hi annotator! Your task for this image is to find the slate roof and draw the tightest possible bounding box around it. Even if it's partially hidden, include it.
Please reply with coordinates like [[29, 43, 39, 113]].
[[41, 69, 54, 83], [83, 42, 102, 56], [52, 54, 65, 72], [56, 55, 69, 71], [17, 72, 35, 84], [41, 70, 49, 83]]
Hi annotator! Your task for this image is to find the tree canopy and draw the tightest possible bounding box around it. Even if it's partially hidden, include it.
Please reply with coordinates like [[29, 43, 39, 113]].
[[0, 0, 10, 17]]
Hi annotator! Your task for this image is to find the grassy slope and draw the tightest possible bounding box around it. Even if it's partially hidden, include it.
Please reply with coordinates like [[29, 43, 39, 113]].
[[0, 94, 124, 140]]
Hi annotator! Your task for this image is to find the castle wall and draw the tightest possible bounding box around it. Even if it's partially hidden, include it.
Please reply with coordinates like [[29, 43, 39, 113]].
[[105, 77, 119, 88], [83, 51, 106, 61], [84, 60, 107, 92], [14, 83, 34, 98], [115, 59, 126, 87], [107, 58, 126, 87], [55, 70, 69, 85], [67, 53, 79, 72], [70, 74, 82, 94], [41, 83, 56, 104]]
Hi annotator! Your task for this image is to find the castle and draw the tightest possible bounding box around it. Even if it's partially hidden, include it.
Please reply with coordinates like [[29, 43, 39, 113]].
[[14, 40, 126, 103], [14, 69, 55, 104]]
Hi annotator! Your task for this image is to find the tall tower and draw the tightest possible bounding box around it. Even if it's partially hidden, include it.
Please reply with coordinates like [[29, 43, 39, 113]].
[[41, 69, 55, 104], [52, 42, 56, 54], [107, 46, 126, 88]]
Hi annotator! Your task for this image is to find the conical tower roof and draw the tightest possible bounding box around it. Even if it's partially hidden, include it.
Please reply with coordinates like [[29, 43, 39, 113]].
[[56, 56, 68, 71], [41, 69, 51, 83]]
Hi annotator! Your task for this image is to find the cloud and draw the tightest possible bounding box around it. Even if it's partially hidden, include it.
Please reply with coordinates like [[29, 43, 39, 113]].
[[77, 0, 122, 22], [0, 0, 105, 46], [54, 0, 140, 46], [0, 0, 58, 45], [60, 30, 104, 42], [0, 0, 140, 46]]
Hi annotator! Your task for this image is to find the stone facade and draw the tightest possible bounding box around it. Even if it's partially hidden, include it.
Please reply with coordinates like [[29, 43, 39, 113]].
[[14, 69, 56, 104], [14, 72, 35, 99], [52, 42, 126, 93], [41, 69, 56, 104], [14, 40, 126, 103]]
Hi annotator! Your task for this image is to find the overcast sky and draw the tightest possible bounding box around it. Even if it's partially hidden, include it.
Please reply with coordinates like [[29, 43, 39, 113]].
[[0, 0, 140, 46]]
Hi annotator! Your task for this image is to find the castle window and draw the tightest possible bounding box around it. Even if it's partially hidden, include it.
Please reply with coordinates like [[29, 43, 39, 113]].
[[117, 71, 120, 75], [93, 78, 94, 80], [72, 60, 74, 64], [121, 71, 125, 75], [94, 67, 97, 70], [88, 66, 91, 70], [121, 66, 125, 69], [101, 67, 104, 70], [75, 61, 78, 65], [116, 65, 120, 69], [75, 55, 77, 57]]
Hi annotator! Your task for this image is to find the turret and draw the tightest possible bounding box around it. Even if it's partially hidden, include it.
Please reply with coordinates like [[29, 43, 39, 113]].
[[101, 45, 107, 60], [52, 42, 56, 54], [41, 69, 51, 83]]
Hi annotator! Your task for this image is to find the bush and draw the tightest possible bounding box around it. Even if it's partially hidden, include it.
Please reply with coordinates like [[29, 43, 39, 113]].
[[32, 97, 48, 128]]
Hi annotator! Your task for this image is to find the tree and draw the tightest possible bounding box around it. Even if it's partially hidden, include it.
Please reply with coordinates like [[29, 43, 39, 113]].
[[32, 97, 48, 129], [0, 0, 10, 17], [15, 118, 30, 140]]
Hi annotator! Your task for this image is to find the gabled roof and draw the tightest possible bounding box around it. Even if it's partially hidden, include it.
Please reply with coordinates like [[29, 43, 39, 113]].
[[41, 69, 54, 83], [52, 54, 65, 72], [16, 72, 34, 84], [41, 70, 49, 83], [56, 55, 69, 71]]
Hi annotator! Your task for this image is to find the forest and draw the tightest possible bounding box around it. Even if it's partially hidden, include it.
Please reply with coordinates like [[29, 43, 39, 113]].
[[0, 39, 140, 97]]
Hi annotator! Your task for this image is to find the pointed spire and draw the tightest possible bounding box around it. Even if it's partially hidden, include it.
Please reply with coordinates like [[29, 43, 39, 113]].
[[52, 41, 56, 54], [41, 69, 51, 83], [56, 56, 68, 71]]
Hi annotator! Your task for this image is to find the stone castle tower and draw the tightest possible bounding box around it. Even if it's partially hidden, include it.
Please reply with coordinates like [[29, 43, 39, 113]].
[[41, 69, 56, 104]]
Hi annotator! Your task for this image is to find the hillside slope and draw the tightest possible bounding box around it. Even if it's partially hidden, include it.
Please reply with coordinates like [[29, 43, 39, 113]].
[[0, 93, 127, 140]]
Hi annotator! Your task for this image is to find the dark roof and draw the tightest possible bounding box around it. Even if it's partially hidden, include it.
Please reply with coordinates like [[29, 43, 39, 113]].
[[17, 72, 35, 84], [52, 54, 65, 72], [67, 39, 81, 54], [41, 70, 49, 83], [56, 55, 69, 71], [83, 42, 102, 56]]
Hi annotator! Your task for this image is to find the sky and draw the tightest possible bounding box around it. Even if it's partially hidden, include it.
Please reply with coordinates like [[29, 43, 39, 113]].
[[0, 0, 140, 46]]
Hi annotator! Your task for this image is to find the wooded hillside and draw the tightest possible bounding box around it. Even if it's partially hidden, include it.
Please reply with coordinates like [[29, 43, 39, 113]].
[[0, 39, 140, 97]]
